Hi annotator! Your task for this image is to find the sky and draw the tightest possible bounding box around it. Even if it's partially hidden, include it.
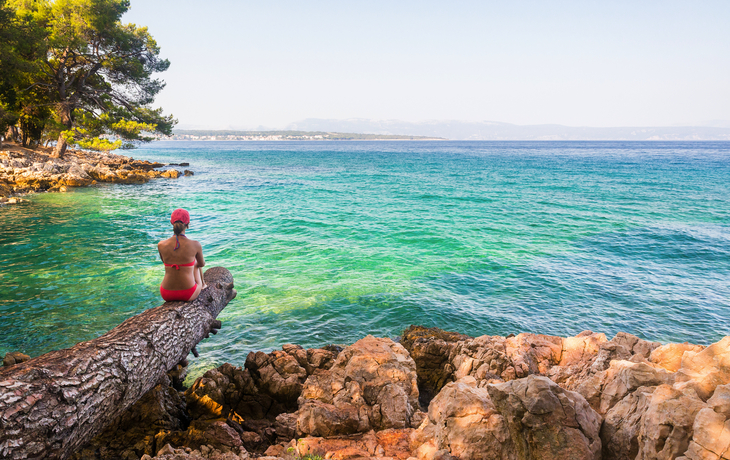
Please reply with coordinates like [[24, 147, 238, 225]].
[[123, 1, 730, 130]]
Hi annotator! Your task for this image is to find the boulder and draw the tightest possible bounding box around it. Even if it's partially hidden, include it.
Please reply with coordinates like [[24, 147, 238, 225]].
[[295, 429, 414, 460], [399, 325, 471, 405], [650, 343, 705, 373], [410, 376, 514, 460], [679, 384, 730, 460], [610, 332, 661, 359], [601, 386, 656, 460], [579, 359, 675, 416], [162, 169, 181, 179], [187, 345, 338, 423], [676, 336, 730, 400], [296, 336, 419, 437], [487, 375, 602, 460], [635, 384, 706, 460]]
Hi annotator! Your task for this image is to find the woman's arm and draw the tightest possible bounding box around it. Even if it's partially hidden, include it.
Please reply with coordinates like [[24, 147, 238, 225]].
[[195, 241, 205, 267]]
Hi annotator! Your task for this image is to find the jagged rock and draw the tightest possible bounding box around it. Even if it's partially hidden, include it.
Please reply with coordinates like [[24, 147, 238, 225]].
[[574, 359, 675, 416], [143, 442, 249, 460], [601, 386, 656, 460], [650, 343, 705, 372], [186, 345, 337, 425], [400, 325, 471, 405], [678, 384, 730, 460], [635, 384, 706, 460], [163, 169, 181, 179], [296, 335, 420, 437], [488, 375, 602, 460], [410, 376, 514, 460], [295, 429, 414, 460], [676, 336, 730, 400], [184, 170, 194, 176]]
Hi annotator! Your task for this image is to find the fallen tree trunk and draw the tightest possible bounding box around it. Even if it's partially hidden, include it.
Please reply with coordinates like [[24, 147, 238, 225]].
[[0, 267, 236, 460]]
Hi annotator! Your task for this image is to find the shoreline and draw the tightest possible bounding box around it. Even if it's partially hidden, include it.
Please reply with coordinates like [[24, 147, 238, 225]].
[[0, 142, 191, 205], [3, 323, 727, 460]]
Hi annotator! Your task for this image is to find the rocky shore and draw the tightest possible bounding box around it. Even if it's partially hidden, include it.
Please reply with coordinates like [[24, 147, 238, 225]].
[[11, 325, 724, 460], [0, 143, 192, 204]]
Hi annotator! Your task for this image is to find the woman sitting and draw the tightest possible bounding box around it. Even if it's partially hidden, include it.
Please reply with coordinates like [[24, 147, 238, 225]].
[[158, 208, 206, 302]]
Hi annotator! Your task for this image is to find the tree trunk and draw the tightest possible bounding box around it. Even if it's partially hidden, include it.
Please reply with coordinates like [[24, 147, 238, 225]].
[[0, 267, 237, 460], [52, 132, 67, 159]]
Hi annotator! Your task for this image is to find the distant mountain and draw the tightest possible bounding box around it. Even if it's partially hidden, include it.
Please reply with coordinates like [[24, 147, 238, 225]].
[[285, 119, 730, 141]]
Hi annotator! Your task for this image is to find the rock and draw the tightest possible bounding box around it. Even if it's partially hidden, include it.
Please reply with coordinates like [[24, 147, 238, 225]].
[[297, 335, 419, 437], [559, 331, 608, 367], [635, 384, 706, 460], [410, 376, 514, 460], [575, 359, 675, 416], [650, 343, 705, 372], [2, 351, 30, 367], [295, 429, 414, 460], [185, 346, 338, 448], [184, 170, 194, 176], [610, 332, 661, 359], [399, 325, 469, 405], [676, 336, 730, 400], [162, 169, 181, 179], [64, 176, 93, 187], [679, 384, 730, 460], [601, 386, 656, 460], [488, 375, 602, 460]]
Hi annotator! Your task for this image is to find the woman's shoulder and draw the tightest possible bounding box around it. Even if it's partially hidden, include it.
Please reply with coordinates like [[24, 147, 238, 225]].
[[158, 236, 174, 247]]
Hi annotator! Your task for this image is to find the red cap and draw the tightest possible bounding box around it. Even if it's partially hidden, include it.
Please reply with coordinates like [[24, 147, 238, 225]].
[[170, 208, 190, 225]]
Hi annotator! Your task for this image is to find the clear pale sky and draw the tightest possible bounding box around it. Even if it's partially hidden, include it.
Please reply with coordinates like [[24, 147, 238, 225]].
[[123, 1, 730, 129]]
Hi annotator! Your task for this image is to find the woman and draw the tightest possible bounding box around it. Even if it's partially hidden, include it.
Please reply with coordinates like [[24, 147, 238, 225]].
[[158, 208, 206, 302]]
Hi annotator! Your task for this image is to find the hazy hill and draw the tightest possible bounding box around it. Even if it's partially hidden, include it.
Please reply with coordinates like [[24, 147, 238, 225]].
[[285, 119, 730, 141]]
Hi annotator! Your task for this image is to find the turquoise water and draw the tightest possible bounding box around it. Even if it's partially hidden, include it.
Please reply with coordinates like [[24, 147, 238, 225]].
[[1, 141, 729, 379]]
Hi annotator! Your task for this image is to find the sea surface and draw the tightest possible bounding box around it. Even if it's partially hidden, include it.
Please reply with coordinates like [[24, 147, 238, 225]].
[[1, 141, 729, 380]]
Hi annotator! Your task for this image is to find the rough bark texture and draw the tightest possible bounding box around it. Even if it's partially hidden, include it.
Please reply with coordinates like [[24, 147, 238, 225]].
[[0, 267, 236, 460]]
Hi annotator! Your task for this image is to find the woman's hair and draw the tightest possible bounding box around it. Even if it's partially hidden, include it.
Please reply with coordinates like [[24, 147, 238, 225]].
[[173, 221, 187, 235]]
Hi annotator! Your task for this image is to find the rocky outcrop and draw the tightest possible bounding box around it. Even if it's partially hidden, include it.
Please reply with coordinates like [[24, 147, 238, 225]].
[[185, 344, 339, 449], [650, 343, 705, 372], [296, 335, 420, 437], [600, 386, 655, 460], [636, 384, 706, 460], [679, 384, 730, 460], [489, 375, 602, 460], [291, 429, 414, 460], [410, 376, 514, 460], [573, 359, 676, 416], [676, 336, 730, 401], [61, 328, 730, 460], [0, 146, 188, 203]]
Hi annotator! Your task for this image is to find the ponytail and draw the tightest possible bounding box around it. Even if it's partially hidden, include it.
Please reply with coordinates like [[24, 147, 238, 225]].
[[173, 221, 187, 235]]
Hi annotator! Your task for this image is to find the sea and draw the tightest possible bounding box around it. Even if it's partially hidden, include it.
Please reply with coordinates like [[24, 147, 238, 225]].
[[1, 141, 729, 380]]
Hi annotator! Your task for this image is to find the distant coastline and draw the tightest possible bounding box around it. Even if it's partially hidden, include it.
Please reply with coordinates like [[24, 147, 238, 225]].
[[169, 129, 445, 141]]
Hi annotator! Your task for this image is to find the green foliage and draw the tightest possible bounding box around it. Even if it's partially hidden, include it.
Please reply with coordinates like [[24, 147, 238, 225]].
[[0, 0, 175, 152]]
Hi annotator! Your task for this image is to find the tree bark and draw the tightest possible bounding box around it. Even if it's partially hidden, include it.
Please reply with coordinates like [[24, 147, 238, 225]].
[[52, 132, 67, 159], [0, 267, 237, 460]]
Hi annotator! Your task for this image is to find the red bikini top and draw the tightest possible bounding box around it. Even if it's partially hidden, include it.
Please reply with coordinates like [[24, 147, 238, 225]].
[[164, 261, 195, 270], [164, 234, 195, 269]]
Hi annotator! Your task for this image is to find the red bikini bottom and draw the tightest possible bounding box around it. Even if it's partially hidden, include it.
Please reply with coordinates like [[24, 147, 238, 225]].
[[160, 284, 198, 302]]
